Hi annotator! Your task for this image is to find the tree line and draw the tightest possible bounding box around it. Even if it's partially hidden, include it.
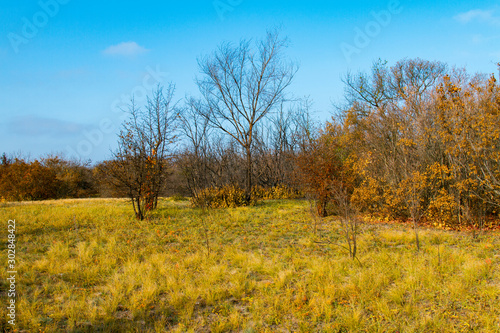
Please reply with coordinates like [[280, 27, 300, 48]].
[[2, 29, 499, 230]]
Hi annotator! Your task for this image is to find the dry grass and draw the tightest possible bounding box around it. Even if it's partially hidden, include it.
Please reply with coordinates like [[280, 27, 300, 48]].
[[0, 198, 499, 332]]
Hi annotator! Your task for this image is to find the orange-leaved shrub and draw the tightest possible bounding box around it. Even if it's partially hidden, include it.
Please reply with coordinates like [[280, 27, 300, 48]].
[[295, 122, 357, 217]]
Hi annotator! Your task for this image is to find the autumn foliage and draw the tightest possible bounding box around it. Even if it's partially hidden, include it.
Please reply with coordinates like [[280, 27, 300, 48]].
[[0, 155, 96, 201], [190, 184, 302, 209], [296, 128, 350, 216], [298, 59, 500, 229], [2, 58, 498, 231]]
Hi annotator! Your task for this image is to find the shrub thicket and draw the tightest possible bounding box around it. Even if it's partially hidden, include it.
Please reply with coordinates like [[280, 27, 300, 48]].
[[252, 185, 303, 200], [298, 59, 500, 229], [191, 184, 303, 209], [191, 185, 252, 208], [0, 155, 96, 201]]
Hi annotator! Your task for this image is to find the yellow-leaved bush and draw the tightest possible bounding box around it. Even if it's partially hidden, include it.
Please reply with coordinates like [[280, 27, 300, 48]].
[[252, 185, 303, 200], [191, 184, 303, 209], [191, 185, 251, 209]]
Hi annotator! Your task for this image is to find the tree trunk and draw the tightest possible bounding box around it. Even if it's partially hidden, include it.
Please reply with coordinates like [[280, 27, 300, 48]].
[[131, 196, 138, 218], [245, 146, 253, 202], [136, 197, 145, 220], [413, 216, 420, 251], [317, 197, 328, 217]]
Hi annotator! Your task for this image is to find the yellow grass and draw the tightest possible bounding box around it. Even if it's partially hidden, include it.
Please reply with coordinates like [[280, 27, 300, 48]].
[[0, 198, 499, 332]]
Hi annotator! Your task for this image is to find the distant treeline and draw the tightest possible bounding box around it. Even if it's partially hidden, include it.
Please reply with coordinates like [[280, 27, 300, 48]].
[[0, 155, 98, 201], [0, 148, 302, 202]]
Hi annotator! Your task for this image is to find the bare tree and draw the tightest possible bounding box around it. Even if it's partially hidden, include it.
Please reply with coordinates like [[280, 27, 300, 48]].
[[196, 28, 298, 200], [178, 97, 211, 196], [332, 184, 361, 261], [101, 85, 178, 220], [253, 101, 301, 188]]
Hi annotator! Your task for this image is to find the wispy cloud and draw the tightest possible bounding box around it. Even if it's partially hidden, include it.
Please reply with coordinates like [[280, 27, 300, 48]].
[[102, 41, 149, 57], [7, 115, 88, 138], [454, 9, 500, 25], [471, 34, 500, 44]]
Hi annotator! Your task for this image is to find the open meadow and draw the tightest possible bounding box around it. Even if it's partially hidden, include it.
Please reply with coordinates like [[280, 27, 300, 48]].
[[1, 198, 499, 332]]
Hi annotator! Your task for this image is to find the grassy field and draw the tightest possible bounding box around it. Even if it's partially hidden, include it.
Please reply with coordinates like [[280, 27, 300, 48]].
[[0, 198, 499, 332]]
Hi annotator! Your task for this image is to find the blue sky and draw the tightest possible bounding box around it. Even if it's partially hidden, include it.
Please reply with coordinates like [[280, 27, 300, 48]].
[[1, 0, 499, 162]]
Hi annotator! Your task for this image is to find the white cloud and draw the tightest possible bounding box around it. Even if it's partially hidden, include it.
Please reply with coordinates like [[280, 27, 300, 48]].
[[102, 41, 149, 57], [454, 9, 500, 25]]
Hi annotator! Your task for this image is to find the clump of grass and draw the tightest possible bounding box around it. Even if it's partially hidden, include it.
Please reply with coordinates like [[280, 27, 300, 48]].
[[0, 198, 499, 332]]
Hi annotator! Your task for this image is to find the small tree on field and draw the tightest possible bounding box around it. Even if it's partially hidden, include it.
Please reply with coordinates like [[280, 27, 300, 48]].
[[296, 133, 339, 217], [298, 123, 361, 260], [100, 85, 178, 220], [332, 183, 361, 260]]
